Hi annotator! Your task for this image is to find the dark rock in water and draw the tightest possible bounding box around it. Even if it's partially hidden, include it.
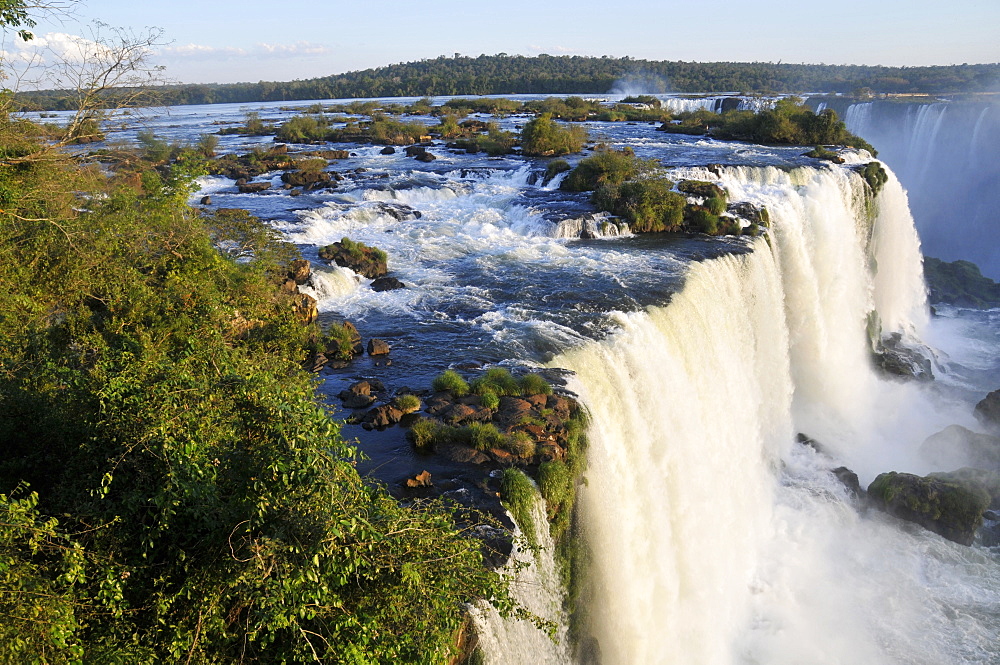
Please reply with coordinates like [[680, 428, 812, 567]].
[[380, 146, 396, 155], [361, 404, 403, 429], [796, 432, 826, 455], [727, 201, 770, 228], [367, 338, 391, 356], [928, 467, 1000, 510], [237, 181, 271, 194], [405, 470, 433, 488], [326, 320, 363, 357], [405, 145, 437, 162], [200, 195, 211, 205], [975, 389, 1000, 431], [920, 424, 1000, 470], [339, 380, 378, 408], [832, 466, 863, 498], [872, 332, 933, 381], [373, 202, 422, 221], [867, 471, 990, 545], [281, 169, 331, 188], [371, 276, 406, 292]]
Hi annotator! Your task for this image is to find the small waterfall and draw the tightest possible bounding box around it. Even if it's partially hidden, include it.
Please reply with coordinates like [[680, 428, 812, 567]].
[[553, 163, 1000, 663], [471, 492, 573, 665]]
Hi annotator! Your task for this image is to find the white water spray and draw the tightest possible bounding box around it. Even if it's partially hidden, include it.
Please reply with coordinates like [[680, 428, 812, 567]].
[[554, 164, 1000, 663]]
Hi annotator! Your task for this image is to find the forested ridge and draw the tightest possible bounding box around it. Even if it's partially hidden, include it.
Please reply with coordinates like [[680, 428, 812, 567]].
[[17, 54, 1000, 109]]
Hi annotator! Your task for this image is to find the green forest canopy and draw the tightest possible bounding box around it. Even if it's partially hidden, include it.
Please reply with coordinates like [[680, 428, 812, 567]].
[[15, 54, 1000, 110]]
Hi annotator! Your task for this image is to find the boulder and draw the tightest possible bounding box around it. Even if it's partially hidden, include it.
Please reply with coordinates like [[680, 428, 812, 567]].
[[872, 333, 933, 381], [920, 424, 1000, 470], [867, 471, 991, 545], [678, 180, 726, 201], [361, 405, 404, 429], [405, 470, 433, 488], [317, 241, 388, 279], [290, 292, 317, 324], [371, 276, 406, 292], [200, 195, 212, 205], [832, 466, 862, 498], [380, 146, 396, 155], [288, 259, 311, 285], [237, 181, 271, 194], [975, 389, 1000, 430], [281, 170, 332, 188], [367, 338, 391, 356], [928, 467, 1000, 510], [405, 146, 437, 162]]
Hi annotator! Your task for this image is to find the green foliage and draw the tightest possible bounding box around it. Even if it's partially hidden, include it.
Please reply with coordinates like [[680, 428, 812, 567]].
[[519, 373, 553, 396], [0, 0, 36, 41], [923, 256, 1000, 307], [859, 161, 889, 195], [393, 393, 422, 414], [467, 422, 505, 452], [500, 469, 538, 549], [337, 236, 388, 263], [407, 418, 441, 453], [594, 177, 686, 232], [432, 370, 470, 397], [561, 146, 657, 192], [505, 431, 537, 458], [520, 113, 588, 157], [0, 114, 518, 662], [480, 391, 500, 410], [686, 206, 720, 234], [543, 159, 570, 185], [275, 113, 331, 142], [471, 367, 522, 397], [369, 117, 428, 145]]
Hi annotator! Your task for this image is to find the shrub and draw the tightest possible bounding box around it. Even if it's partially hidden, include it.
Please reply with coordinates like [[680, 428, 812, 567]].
[[686, 206, 720, 234], [505, 431, 536, 458], [407, 417, 440, 452], [520, 113, 587, 157], [393, 393, 422, 414], [561, 146, 656, 192], [543, 159, 570, 185], [859, 161, 889, 195], [594, 177, 686, 233], [432, 370, 469, 397], [471, 367, 521, 397], [500, 469, 539, 548], [480, 391, 500, 410], [467, 422, 505, 451], [519, 373, 552, 396]]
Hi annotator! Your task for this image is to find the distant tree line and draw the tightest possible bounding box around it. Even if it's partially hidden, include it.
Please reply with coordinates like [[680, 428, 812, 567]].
[[14, 55, 1000, 110]]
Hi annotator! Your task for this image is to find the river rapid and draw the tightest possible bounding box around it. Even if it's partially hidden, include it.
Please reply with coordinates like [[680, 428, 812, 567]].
[[56, 95, 1000, 664]]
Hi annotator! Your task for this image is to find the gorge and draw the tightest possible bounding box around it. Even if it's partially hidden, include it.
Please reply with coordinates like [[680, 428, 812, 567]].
[[17, 92, 1000, 663]]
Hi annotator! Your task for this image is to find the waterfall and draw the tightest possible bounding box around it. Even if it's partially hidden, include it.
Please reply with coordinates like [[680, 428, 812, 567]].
[[553, 164, 1000, 663], [843, 99, 1000, 278]]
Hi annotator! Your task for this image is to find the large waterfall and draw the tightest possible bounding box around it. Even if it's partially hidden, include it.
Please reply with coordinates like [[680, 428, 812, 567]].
[[553, 165, 1000, 664], [842, 100, 1000, 278]]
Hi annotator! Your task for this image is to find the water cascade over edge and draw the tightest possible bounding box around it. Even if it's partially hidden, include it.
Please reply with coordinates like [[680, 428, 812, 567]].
[[550, 164, 1000, 663]]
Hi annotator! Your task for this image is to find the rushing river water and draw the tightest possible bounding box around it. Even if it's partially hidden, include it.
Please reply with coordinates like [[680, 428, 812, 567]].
[[52, 95, 1000, 663]]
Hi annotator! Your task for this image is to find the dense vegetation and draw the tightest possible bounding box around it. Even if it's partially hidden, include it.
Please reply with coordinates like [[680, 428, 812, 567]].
[[14, 55, 1000, 110], [924, 257, 1000, 307], [0, 99, 518, 664], [660, 98, 877, 154]]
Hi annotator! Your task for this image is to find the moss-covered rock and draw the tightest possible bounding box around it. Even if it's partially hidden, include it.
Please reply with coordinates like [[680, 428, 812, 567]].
[[923, 256, 1000, 307], [928, 468, 1000, 510], [677, 179, 727, 201], [317, 238, 388, 278], [867, 471, 990, 545]]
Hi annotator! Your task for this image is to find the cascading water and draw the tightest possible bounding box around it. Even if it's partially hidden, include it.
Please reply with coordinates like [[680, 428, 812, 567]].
[[556, 165, 1000, 663], [842, 99, 1000, 277]]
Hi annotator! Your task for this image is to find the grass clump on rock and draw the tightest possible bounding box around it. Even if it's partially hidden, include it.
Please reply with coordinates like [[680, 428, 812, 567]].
[[500, 468, 539, 548], [432, 369, 470, 397], [393, 393, 422, 414], [471, 367, 522, 397], [519, 373, 553, 395]]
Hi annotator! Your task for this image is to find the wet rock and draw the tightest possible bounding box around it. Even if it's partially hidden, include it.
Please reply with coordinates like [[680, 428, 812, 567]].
[[317, 241, 388, 279], [200, 195, 212, 205], [678, 179, 726, 201], [373, 202, 422, 221], [380, 146, 396, 155], [406, 470, 433, 488], [975, 389, 1000, 431], [867, 471, 990, 545], [441, 403, 492, 425], [832, 466, 863, 499], [920, 425, 1000, 470], [237, 181, 271, 194], [281, 169, 331, 188], [371, 276, 406, 292], [439, 443, 490, 465], [367, 338, 391, 356], [362, 405, 404, 429], [872, 333, 933, 381], [928, 468, 1000, 510]]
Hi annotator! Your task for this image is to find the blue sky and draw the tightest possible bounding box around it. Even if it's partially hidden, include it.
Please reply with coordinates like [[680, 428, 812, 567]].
[[18, 0, 1000, 85]]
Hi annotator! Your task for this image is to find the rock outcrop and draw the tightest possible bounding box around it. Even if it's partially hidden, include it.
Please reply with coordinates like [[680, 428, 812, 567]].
[[867, 471, 991, 545]]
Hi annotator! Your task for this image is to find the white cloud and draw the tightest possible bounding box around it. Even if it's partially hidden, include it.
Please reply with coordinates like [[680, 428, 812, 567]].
[[159, 41, 331, 61]]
